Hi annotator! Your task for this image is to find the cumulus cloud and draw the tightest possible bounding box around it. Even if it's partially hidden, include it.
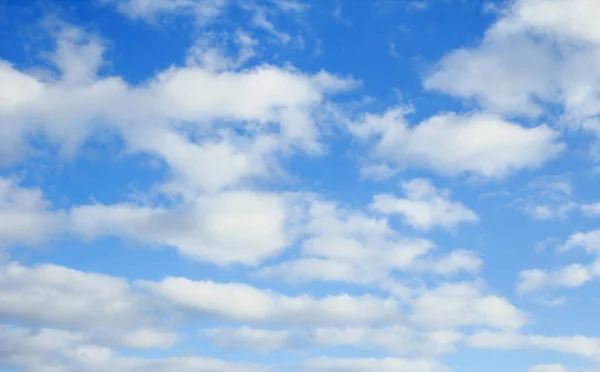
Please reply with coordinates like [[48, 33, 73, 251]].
[[0, 21, 356, 269], [560, 230, 600, 254], [302, 357, 446, 372], [139, 276, 402, 326], [100, 0, 229, 23], [467, 331, 600, 361], [511, 177, 600, 220], [0, 261, 153, 330], [410, 282, 527, 331], [71, 190, 296, 265], [529, 365, 570, 372], [0, 325, 263, 372], [350, 108, 563, 178], [0, 178, 68, 247], [102, 0, 309, 49], [257, 198, 481, 287], [0, 22, 352, 175], [205, 325, 462, 356], [309, 326, 461, 357], [205, 326, 299, 352], [517, 263, 598, 294], [518, 230, 600, 294], [3, 2, 596, 371], [371, 178, 478, 231], [425, 0, 600, 152]]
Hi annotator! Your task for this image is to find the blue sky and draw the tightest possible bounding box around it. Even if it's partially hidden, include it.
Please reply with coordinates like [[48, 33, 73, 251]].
[[2, 0, 600, 371]]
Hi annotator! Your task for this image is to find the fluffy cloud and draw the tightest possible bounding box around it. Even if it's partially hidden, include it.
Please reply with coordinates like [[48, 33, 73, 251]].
[[4, 2, 597, 371], [0, 260, 182, 361], [0, 178, 67, 247], [350, 108, 563, 178], [371, 178, 478, 231], [102, 0, 308, 33], [0, 261, 153, 330], [518, 230, 600, 294], [0, 22, 357, 270], [580, 202, 600, 216], [425, 0, 600, 147], [517, 263, 598, 294], [518, 177, 578, 220], [529, 365, 570, 372], [410, 282, 527, 331], [257, 199, 481, 287], [0, 325, 262, 372], [467, 331, 600, 361], [139, 276, 402, 326], [101, 0, 229, 22], [205, 325, 462, 356], [308, 326, 461, 356], [301, 357, 446, 372], [205, 326, 300, 352], [512, 177, 600, 220], [71, 190, 295, 265], [0, 22, 351, 176], [560, 230, 600, 254]]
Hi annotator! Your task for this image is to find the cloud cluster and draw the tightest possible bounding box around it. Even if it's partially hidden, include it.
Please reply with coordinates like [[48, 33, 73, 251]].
[[0, 259, 525, 371], [3, 0, 600, 371], [518, 230, 600, 294], [0, 178, 67, 247], [349, 108, 563, 179], [371, 178, 478, 231], [257, 197, 482, 289], [425, 0, 600, 147]]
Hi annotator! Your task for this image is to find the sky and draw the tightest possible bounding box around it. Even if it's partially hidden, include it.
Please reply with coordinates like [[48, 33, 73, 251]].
[[2, 0, 600, 371]]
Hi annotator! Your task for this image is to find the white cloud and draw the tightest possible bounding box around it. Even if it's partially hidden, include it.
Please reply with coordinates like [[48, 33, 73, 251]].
[[103, 0, 309, 48], [101, 0, 228, 23], [518, 176, 579, 220], [517, 264, 597, 294], [71, 190, 295, 266], [0, 325, 263, 372], [512, 177, 600, 220], [0, 22, 352, 178], [3, 6, 593, 372], [467, 331, 600, 361], [139, 276, 402, 326], [308, 326, 461, 356], [0, 177, 67, 247], [48, 23, 107, 84], [371, 178, 478, 231], [205, 325, 462, 356], [425, 0, 600, 147], [581, 202, 600, 216], [410, 282, 527, 331], [518, 230, 600, 294], [350, 108, 563, 178], [0, 260, 182, 358], [523, 203, 576, 220], [529, 364, 570, 372], [406, 1, 429, 12], [257, 257, 380, 285], [0, 22, 358, 270], [389, 42, 402, 59], [0, 261, 152, 330], [410, 250, 482, 276], [0, 26, 352, 265], [205, 326, 299, 352], [117, 329, 178, 350], [257, 199, 481, 287], [560, 230, 600, 254], [302, 357, 446, 372], [359, 163, 399, 180]]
